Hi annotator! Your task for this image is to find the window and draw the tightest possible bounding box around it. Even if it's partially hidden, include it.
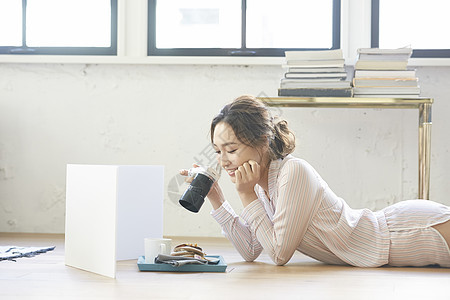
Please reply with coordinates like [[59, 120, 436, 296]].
[[148, 0, 340, 56], [371, 0, 450, 58], [0, 0, 117, 55]]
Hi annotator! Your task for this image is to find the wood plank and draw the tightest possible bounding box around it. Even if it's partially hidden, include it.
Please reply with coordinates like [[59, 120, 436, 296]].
[[0, 233, 449, 299]]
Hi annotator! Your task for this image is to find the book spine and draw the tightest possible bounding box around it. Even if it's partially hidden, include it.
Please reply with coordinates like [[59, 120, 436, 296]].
[[285, 73, 347, 79], [278, 88, 353, 97], [285, 49, 343, 60], [354, 70, 416, 78]]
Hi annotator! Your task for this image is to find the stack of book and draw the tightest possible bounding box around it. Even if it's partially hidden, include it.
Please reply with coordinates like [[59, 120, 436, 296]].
[[278, 49, 352, 97], [353, 47, 420, 98]]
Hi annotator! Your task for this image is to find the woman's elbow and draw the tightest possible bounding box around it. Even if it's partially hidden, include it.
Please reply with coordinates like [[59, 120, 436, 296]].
[[274, 257, 289, 266], [240, 251, 261, 262], [271, 252, 291, 266]]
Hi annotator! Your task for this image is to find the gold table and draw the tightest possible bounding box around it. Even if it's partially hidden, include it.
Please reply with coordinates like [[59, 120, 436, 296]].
[[258, 97, 433, 200]]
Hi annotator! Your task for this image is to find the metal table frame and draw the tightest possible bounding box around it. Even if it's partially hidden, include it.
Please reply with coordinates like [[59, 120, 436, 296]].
[[258, 97, 433, 200]]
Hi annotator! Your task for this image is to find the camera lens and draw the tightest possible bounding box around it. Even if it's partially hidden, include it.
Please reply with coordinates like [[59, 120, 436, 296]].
[[179, 173, 214, 213]]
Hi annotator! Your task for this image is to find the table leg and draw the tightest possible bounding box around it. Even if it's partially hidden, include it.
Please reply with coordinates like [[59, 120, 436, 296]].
[[419, 103, 432, 200]]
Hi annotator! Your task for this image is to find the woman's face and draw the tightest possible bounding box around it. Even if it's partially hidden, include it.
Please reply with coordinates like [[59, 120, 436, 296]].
[[212, 121, 266, 183]]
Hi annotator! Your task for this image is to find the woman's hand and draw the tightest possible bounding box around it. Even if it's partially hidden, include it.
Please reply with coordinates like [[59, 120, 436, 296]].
[[179, 163, 200, 185], [235, 160, 260, 207], [179, 164, 225, 210]]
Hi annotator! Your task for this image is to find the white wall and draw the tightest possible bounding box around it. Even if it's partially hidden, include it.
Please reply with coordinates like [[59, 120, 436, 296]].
[[0, 63, 449, 236]]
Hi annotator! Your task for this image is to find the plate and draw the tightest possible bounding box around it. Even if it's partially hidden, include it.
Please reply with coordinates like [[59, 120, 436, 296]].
[[137, 255, 227, 272]]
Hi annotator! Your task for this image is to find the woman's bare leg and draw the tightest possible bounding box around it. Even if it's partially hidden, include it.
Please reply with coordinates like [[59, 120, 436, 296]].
[[432, 220, 450, 249]]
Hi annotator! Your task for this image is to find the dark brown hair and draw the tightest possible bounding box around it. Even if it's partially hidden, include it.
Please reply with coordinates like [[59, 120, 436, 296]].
[[210, 95, 295, 160]]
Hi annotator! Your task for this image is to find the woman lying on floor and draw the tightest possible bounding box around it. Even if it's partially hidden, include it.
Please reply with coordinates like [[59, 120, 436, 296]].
[[181, 95, 450, 267]]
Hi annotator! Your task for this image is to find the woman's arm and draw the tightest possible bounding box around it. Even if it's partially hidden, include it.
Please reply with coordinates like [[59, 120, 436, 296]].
[[180, 167, 263, 261], [208, 182, 263, 261], [239, 159, 323, 265], [211, 200, 263, 262]]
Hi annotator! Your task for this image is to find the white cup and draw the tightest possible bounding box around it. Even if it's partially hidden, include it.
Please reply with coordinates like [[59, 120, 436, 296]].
[[144, 238, 172, 263]]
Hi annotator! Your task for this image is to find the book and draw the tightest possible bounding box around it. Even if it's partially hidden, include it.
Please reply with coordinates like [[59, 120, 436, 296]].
[[354, 70, 416, 78], [352, 78, 419, 87], [278, 88, 353, 97], [358, 53, 412, 61], [353, 86, 420, 95], [355, 47, 412, 70], [281, 78, 344, 82], [352, 47, 421, 98], [355, 94, 421, 98], [285, 67, 346, 73], [355, 60, 408, 70], [280, 79, 351, 89], [285, 49, 343, 61], [285, 59, 345, 68], [279, 49, 350, 97], [285, 72, 347, 79], [357, 47, 413, 55]]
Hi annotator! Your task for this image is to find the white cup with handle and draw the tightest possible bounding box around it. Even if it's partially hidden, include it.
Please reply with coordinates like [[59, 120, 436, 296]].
[[144, 238, 172, 263]]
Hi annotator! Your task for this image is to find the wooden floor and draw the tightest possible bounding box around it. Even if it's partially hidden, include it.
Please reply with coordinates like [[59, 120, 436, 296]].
[[0, 233, 449, 300]]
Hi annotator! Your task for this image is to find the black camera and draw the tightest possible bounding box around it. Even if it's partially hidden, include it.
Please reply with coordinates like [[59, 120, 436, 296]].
[[179, 165, 221, 213]]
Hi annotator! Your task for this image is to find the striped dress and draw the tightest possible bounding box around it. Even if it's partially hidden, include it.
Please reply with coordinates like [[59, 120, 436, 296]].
[[211, 155, 450, 267]]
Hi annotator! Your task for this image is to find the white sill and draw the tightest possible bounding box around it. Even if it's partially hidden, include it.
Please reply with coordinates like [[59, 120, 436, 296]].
[[0, 55, 285, 65], [1, 55, 450, 67]]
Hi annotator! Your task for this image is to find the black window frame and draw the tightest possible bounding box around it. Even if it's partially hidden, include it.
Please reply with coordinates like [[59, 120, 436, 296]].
[[148, 0, 341, 57], [0, 0, 118, 56], [371, 0, 450, 58]]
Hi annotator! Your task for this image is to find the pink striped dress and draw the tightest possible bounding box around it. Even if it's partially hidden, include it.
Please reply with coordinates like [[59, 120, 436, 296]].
[[211, 155, 450, 267]]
